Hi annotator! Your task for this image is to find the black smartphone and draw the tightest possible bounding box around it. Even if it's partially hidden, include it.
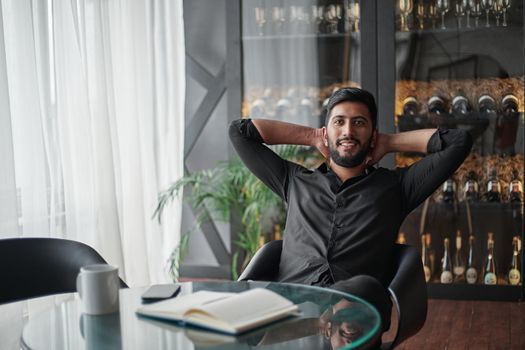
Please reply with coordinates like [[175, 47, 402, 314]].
[[141, 284, 181, 302]]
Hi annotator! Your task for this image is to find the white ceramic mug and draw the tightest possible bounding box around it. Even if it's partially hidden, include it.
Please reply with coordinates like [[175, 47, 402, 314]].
[[76, 264, 120, 315]]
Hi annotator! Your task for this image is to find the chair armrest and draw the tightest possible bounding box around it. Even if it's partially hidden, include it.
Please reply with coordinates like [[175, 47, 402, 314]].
[[237, 240, 283, 282], [383, 244, 427, 349]]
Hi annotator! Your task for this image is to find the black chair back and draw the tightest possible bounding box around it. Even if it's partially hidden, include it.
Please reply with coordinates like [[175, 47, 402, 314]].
[[0, 237, 127, 304], [383, 244, 427, 349]]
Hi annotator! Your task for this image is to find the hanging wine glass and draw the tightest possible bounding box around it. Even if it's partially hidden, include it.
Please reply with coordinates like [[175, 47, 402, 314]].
[[296, 5, 310, 32], [436, 0, 451, 29], [312, 5, 325, 34], [272, 6, 286, 34], [399, 0, 414, 31], [465, 0, 475, 27], [499, 0, 511, 27], [254, 7, 267, 36], [324, 5, 337, 33], [454, 0, 466, 28], [470, 0, 483, 26], [347, 1, 361, 32], [481, 0, 493, 27], [492, 0, 502, 26], [416, 2, 426, 29], [428, 1, 440, 29]]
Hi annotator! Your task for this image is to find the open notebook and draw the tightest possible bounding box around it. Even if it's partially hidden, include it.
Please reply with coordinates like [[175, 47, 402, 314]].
[[136, 288, 299, 334]]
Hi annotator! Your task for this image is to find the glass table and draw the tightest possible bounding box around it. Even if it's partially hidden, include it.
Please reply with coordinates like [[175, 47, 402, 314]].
[[19, 281, 380, 350]]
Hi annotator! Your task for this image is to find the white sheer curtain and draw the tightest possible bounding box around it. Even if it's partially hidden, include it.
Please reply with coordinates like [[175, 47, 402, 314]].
[[0, 0, 184, 286]]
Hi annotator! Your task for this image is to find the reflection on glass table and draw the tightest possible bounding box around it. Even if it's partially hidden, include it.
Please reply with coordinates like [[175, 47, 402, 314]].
[[19, 281, 381, 350]]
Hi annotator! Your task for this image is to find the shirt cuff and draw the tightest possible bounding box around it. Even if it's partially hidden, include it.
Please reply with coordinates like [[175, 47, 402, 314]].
[[426, 127, 449, 153], [231, 118, 265, 143]]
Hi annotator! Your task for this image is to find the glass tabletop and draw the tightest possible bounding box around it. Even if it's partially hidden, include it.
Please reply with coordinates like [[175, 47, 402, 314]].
[[21, 281, 381, 350]]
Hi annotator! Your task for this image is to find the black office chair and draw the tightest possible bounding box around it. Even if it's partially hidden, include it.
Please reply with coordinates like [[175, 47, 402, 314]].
[[0, 237, 128, 304], [238, 240, 427, 349]]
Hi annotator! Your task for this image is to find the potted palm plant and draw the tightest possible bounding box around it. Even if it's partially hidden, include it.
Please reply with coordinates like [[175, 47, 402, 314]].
[[154, 145, 321, 280]]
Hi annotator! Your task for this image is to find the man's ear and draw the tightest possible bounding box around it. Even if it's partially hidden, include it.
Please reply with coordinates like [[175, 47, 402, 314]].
[[322, 126, 328, 147], [371, 129, 377, 148]]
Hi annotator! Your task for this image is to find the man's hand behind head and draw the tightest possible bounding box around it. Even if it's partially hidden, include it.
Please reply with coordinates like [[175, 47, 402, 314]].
[[366, 132, 388, 166]]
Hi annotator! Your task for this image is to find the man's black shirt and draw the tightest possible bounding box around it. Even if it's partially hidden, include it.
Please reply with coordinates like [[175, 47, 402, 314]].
[[229, 119, 473, 287]]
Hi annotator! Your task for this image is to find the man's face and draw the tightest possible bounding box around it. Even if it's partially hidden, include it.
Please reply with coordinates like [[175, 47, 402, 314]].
[[323, 101, 375, 168]]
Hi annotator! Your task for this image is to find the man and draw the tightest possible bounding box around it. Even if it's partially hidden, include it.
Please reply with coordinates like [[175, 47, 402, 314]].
[[229, 87, 472, 335]]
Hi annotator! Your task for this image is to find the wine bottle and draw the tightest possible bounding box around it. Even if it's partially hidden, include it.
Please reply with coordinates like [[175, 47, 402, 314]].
[[402, 96, 419, 117], [466, 234, 478, 284], [486, 169, 501, 202], [451, 95, 472, 117], [297, 98, 314, 122], [478, 94, 496, 117], [428, 95, 447, 115], [502, 93, 519, 116], [453, 230, 466, 282], [442, 178, 456, 203], [421, 234, 432, 283], [495, 94, 520, 155], [509, 170, 523, 203], [508, 236, 521, 285], [250, 99, 267, 118], [427, 233, 436, 280], [483, 232, 497, 285], [464, 171, 479, 202], [275, 98, 291, 119], [441, 238, 454, 284]]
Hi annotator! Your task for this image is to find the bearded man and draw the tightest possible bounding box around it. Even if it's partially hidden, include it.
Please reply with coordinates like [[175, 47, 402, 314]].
[[229, 87, 472, 338]]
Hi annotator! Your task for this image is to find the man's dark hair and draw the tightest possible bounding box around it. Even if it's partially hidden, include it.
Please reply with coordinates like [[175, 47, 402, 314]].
[[324, 87, 378, 129]]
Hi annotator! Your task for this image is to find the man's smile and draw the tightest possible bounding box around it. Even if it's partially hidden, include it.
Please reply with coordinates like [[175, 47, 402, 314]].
[[336, 137, 360, 151]]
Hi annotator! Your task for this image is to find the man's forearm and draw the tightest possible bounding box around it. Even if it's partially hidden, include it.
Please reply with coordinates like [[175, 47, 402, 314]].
[[251, 119, 322, 147], [382, 128, 436, 154]]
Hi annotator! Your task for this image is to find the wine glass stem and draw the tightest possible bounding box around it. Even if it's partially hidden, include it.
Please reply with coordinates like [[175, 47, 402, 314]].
[[441, 13, 446, 29], [503, 11, 507, 27], [466, 13, 470, 27], [485, 11, 490, 27]]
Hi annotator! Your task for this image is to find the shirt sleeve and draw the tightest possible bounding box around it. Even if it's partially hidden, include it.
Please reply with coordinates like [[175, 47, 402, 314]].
[[228, 119, 297, 202], [396, 128, 473, 216]]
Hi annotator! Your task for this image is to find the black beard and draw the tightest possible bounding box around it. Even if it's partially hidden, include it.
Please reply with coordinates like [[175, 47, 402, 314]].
[[329, 138, 371, 168]]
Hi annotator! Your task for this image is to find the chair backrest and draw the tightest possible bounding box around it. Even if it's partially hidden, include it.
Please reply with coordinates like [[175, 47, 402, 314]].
[[0, 237, 127, 304], [383, 243, 427, 349], [238, 239, 282, 282]]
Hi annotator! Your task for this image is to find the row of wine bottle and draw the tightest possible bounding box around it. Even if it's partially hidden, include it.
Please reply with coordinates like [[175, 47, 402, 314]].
[[397, 231, 522, 285], [441, 169, 523, 203], [401, 93, 520, 118]]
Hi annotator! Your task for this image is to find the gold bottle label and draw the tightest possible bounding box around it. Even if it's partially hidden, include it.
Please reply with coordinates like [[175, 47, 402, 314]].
[[484, 272, 497, 285], [440, 270, 453, 284], [453, 266, 465, 276], [456, 237, 462, 250], [508, 269, 521, 285], [466, 267, 478, 284], [423, 265, 431, 282]]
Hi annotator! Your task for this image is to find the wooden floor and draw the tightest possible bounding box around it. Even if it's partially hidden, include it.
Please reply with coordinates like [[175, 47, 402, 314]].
[[384, 299, 525, 350]]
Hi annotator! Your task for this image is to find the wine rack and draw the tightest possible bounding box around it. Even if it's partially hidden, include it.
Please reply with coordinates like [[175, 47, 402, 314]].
[[236, 0, 524, 300], [392, 1, 524, 301]]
